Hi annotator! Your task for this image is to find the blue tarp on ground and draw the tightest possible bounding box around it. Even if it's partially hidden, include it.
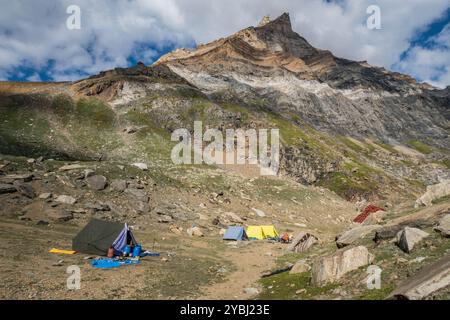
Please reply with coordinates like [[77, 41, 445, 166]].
[[91, 258, 141, 269], [223, 226, 248, 241]]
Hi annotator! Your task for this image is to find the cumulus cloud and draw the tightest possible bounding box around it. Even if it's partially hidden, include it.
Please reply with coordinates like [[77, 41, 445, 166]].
[[395, 23, 450, 88], [0, 0, 449, 86]]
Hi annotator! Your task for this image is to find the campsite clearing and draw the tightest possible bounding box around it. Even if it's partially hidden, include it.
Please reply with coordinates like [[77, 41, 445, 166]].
[[0, 218, 280, 299]]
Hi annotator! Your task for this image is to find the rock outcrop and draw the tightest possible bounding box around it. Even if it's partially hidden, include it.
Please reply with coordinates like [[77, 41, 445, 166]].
[[336, 225, 381, 248], [311, 246, 374, 286], [416, 180, 450, 207]]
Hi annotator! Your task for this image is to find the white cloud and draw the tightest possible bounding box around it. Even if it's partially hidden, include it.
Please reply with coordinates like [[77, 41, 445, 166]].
[[0, 0, 448, 86], [396, 23, 450, 88]]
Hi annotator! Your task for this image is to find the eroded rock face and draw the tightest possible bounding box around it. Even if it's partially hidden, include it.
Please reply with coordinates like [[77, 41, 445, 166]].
[[311, 246, 374, 286]]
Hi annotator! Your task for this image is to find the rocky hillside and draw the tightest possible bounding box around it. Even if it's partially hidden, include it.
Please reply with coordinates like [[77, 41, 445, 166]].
[[1, 13, 448, 202]]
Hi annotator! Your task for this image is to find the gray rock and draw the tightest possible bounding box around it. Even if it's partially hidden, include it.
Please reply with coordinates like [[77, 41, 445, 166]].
[[132, 163, 148, 170], [133, 201, 149, 214], [396, 227, 429, 253], [86, 175, 107, 191], [83, 169, 95, 179], [187, 226, 204, 237], [38, 192, 52, 200], [0, 173, 33, 183], [374, 220, 433, 242], [85, 202, 110, 212], [311, 246, 374, 286], [289, 259, 311, 274], [0, 183, 17, 194], [158, 215, 173, 223], [47, 210, 73, 222], [222, 212, 244, 223], [111, 179, 128, 192], [125, 188, 149, 202], [434, 214, 450, 237], [252, 208, 266, 217], [243, 287, 259, 295], [13, 181, 36, 198], [52, 260, 64, 267], [336, 225, 382, 248], [59, 164, 86, 171], [217, 267, 228, 274], [124, 126, 138, 134], [55, 195, 77, 205]]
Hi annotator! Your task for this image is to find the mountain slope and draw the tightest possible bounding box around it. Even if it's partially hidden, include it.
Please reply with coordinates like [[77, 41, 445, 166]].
[[0, 13, 449, 202], [156, 13, 449, 147]]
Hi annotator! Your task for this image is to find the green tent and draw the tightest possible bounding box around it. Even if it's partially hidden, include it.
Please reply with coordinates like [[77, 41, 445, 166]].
[[72, 219, 137, 256]]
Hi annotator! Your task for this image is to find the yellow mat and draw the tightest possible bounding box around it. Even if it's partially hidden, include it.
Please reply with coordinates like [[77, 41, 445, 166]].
[[49, 248, 76, 255]]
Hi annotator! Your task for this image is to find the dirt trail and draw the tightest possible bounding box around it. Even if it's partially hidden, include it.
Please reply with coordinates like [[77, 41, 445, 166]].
[[197, 242, 279, 300]]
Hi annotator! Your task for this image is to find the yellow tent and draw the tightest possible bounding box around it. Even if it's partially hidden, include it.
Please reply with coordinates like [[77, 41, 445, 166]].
[[246, 226, 265, 240], [261, 226, 279, 238], [246, 226, 279, 240]]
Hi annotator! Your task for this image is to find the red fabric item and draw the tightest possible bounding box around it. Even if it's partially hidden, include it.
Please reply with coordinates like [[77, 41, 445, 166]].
[[353, 205, 385, 223]]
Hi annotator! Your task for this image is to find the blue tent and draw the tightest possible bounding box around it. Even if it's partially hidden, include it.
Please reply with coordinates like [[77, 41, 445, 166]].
[[223, 226, 248, 241]]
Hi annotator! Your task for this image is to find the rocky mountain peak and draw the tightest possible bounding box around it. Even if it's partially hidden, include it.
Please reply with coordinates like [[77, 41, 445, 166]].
[[257, 15, 271, 27], [258, 12, 293, 32]]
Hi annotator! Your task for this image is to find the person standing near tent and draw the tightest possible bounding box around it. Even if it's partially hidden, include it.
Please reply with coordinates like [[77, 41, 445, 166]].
[[107, 246, 114, 258]]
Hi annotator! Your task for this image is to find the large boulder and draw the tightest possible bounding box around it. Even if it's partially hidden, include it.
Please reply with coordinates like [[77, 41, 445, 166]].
[[86, 175, 107, 191], [434, 214, 450, 237], [415, 180, 450, 207], [396, 227, 429, 253], [286, 232, 318, 253], [374, 220, 433, 243], [311, 246, 374, 286], [392, 254, 450, 300], [22, 202, 72, 222], [336, 225, 381, 248]]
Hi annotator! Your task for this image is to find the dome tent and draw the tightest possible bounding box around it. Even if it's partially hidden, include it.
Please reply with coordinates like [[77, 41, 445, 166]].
[[72, 219, 137, 256], [223, 226, 248, 241]]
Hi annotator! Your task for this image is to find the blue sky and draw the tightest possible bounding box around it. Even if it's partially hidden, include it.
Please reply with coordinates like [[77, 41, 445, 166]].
[[1, 0, 449, 88]]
